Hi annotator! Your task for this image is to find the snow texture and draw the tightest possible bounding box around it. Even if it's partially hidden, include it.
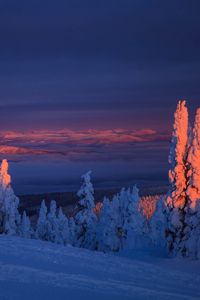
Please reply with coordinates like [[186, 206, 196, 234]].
[[0, 236, 199, 300]]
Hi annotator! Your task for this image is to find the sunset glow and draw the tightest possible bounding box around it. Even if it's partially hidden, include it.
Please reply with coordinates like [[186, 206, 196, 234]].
[[0, 128, 170, 158]]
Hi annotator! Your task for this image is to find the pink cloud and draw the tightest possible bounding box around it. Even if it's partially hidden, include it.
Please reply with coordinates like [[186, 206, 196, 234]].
[[0, 128, 170, 158]]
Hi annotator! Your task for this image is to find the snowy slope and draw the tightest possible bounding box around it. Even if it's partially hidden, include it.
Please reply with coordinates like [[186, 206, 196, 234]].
[[0, 236, 199, 300]]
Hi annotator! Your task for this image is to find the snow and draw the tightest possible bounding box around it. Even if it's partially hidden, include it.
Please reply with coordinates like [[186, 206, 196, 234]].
[[1, 101, 200, 298], [0, 236, 199, 300]]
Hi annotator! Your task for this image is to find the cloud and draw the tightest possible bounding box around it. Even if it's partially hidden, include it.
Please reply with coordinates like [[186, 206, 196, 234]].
[[0, 128, 170, 162]]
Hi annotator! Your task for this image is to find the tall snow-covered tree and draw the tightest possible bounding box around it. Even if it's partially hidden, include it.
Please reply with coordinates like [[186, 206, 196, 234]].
[[19, 211, 31, 238], [0, 159, 20, 235], [181, 108, 200, 258], [74, 171, 97, 249], [168, 100, 189, 207], [165, 100, 189, 254], [36, 200, 48, 240], [187, 108, 200, 206]]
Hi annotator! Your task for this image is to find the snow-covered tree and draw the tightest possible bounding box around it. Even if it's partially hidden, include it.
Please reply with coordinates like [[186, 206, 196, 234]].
[[180, 108, 200, 258], [165, 100, 189, 254], [123, 186, 142, 235], [96, 186, 150, 252], [56, 207, 69, 245], [0, 159, 20, 235], [182, 201, 200, 259], [94, 202, 103, 216], [140, 195, 161, 220], [122, 186, 149, 250], [36, 200, 48, 240], [186, 108, 200, 207], [46, 200, 58, 243], [74, 171, 97, 249], [19, 211, 31, 238], [96, 186, 148, 252], [96, 197, 121, 252], [68, 217, 75, 245], [149, 195, 167, 249], [168, 100, 188, 207]]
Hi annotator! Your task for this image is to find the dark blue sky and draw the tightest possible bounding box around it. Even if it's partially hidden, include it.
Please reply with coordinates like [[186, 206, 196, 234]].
[[0, 0, 200, 131], [0, 1, 200, 193]]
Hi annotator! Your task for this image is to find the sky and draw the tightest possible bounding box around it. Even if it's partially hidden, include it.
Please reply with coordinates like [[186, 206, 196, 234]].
[[0, 1, 200, 194]]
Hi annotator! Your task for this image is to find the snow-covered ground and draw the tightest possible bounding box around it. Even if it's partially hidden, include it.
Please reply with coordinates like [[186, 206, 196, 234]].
[[0, 236, 199, 300]]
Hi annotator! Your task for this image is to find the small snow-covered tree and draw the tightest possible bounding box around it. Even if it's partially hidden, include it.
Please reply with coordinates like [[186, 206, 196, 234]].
[[123, 186, 141, 235], [122, 186, 149, 250], [19, 211, 31, 238], [74, 171, 97, 249], [0, 159, 20, 235], [56, 207, 69, 245], [94, 202, 103, 216], [118, 187, 126, 218], [69, 217, 75, 245], [165, 100, 189, 254], [46, 200, 58, 243], [182, 201, 200, 259], [140, 195, 160, 220], [96, 186, 149, 252], [96, 197, 121, 252], [36, 200, 48, 240], [149, 195, 167, 249]]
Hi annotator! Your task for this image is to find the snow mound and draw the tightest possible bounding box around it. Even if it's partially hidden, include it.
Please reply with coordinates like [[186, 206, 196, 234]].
[[0, 236, 199, 300]]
